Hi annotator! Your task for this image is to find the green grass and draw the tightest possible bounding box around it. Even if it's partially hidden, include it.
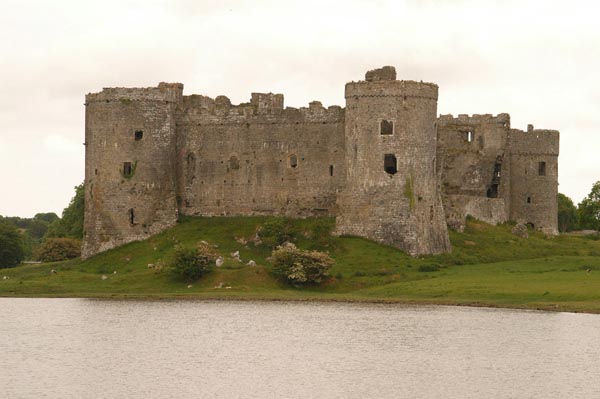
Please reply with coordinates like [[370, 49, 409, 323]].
[[1, 217, 600, 313]]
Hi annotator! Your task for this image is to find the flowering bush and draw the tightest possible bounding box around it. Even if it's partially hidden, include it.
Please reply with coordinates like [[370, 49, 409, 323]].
[[270, 243, 333, 285]]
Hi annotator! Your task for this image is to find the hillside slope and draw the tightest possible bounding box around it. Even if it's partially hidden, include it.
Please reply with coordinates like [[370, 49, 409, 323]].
[[1, 217, 599, 313]]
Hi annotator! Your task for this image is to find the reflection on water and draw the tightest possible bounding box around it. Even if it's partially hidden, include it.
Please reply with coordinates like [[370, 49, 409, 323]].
[[1, 299, 599, 398]]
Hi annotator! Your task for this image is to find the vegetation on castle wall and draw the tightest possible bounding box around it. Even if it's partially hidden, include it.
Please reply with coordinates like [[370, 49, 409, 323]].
[[404, 176, 415, 210]]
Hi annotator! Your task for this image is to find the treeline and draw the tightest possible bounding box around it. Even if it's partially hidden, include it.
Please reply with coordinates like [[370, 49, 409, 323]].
[[558, 181, 600, 232], [0, 184, 84, 268]]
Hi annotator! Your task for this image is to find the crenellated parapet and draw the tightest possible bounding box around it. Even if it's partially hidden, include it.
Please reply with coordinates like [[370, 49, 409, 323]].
[[510, 126, 560, 155], [178, 93, 344, 125], [85, 82, 184, 104]]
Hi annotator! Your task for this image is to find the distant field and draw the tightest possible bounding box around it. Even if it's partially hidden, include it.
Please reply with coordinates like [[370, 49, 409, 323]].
[[1, 217, 599, 313]]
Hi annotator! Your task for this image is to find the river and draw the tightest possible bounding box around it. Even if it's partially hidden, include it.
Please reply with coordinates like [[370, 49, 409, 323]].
[[1, 299, 599, 398]]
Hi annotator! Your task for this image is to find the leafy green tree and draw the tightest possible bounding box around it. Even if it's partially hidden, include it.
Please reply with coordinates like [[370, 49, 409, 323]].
[[45, 183, 84, 239], [557, 193, 578, 232], [578, 181, 600, 231], [34, 213, 59, 224], [0, 222, 25, 268], [36, 238, 81, 262]]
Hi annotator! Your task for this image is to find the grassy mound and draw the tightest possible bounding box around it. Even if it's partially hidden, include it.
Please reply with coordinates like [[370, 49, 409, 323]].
[[1, 217, 600, 313]]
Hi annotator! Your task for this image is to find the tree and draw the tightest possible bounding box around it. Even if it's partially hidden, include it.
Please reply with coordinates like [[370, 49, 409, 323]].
[[557, 193, 578, 232], [578, 181, 600, 231], [36, 238, 81, 262], [45, 183, 84, 239], [0, 222, 25, 268]]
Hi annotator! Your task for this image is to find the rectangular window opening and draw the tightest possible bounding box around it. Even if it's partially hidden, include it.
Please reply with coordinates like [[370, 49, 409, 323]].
[[384, 154, 397, 175], [527, 196, 531, 204], [538, 161, 546, 176], [329, 165, 334, 176], [123, 162, 132, 177], [380, 120, 393, 135], [135, 130, 143, 140]]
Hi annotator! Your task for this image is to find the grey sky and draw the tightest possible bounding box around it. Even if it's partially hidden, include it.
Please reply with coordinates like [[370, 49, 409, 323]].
[[1, 0, 598, 217]]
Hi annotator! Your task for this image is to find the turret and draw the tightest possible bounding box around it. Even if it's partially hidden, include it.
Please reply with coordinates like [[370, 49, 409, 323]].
[[82, 83, 183, 258], [336, 67, 450, 255]]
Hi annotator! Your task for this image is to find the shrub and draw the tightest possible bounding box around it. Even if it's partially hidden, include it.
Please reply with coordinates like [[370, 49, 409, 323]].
[[418, 263, 441, 272], [257, 218, 297, 249], [170, 241, 218, 282], [270, 243, 333, 285], [36, 238, 81, 262]]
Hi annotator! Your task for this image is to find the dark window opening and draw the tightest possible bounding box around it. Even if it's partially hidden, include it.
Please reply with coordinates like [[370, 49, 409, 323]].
[[128, 208, 135, 225], [329, 165, 334, 176], [228, 155, 240, 170], [123, 162, 132, 177], [94, 169, 98, 176], [134, 130, 143, 140], [527, 196, 531, 204], [494, 163, 502, 178], [527, 222, 535, 229], [290, 154, 298, 168], [487, 185, 499, 198], [384, 154, 397, 175], [380, 120, 393, 135], [538, 161, 546, 176]]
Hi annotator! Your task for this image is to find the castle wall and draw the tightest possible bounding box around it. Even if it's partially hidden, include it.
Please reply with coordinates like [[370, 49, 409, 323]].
[[436, 113, 512, 230], [509, 127, 559, 234], [176, 94, 345, 217], [336, 67, 450, 255], [82, 83, 182, 258]]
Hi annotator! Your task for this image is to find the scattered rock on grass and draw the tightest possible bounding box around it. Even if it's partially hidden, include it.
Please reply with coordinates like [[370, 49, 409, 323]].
[[216, 257, 224, 267], [247, 260, 256, 267], [512, 223, 529, 238], [101, 275, 108, 280]]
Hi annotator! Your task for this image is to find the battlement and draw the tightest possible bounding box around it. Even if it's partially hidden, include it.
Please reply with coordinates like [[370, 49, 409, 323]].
[[179, 93, 344, 125], [510, 127, 560, 155], [85, 82, 184, 104], [437, 113, 510, 127], [345, 79, 438, 100]]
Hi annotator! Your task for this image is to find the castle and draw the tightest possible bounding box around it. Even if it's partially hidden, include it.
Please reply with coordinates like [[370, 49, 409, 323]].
[[82, 66, 559, 259]]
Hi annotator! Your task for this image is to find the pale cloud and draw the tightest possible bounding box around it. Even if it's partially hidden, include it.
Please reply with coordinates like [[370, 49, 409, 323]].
[[1, 0, 599, 216]]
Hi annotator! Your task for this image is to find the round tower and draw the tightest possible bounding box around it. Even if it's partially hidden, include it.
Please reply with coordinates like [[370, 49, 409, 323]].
[[82, 83, 183, 258], [336, 66, 450, 255]]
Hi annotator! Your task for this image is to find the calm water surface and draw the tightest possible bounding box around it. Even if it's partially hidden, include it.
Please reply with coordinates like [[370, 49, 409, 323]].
[[1, 299, 599, 398]]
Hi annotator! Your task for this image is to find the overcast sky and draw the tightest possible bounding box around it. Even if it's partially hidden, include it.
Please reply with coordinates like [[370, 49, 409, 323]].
[[1, 0, 598, 217]]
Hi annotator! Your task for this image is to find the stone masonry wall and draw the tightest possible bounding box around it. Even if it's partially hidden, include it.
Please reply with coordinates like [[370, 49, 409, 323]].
[[82, 83, 182, 258], [436, 113, 512, 230], [176, 94, 345, 217], [336, 67, 451, 255], [509, 126, 559, 234]]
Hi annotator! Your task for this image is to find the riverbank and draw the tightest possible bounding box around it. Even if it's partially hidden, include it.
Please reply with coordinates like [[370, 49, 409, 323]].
[[1, 217, 600, 313]]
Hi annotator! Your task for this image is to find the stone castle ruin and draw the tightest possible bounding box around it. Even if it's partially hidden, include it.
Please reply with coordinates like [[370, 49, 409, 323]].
[[82, 66, 559, 259]]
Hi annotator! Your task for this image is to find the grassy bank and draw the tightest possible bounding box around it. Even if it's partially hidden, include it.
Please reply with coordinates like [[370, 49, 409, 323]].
[[1, 217, 600, 313]]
